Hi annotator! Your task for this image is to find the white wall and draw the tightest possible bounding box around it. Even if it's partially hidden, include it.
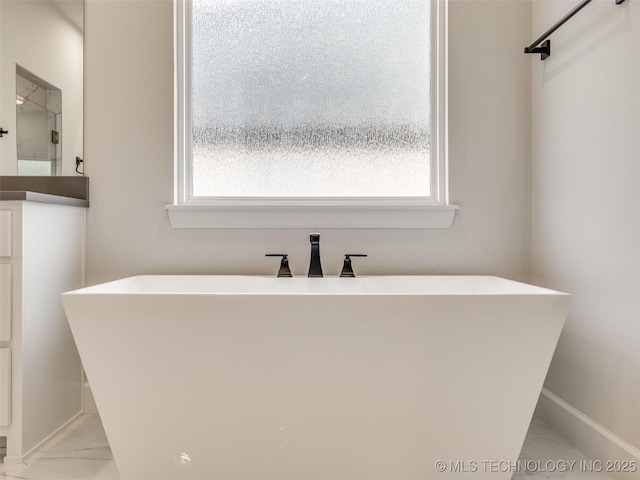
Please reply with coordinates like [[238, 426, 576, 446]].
[[530, 0, 640, 464], [0, 0, 83, 176], [84, 0, 532, 285]]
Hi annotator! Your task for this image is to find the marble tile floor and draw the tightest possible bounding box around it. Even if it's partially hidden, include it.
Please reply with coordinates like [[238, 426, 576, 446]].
[[0, 415, 118, 480], [0, 415, 611, 480], [513, 418, 612, 480]]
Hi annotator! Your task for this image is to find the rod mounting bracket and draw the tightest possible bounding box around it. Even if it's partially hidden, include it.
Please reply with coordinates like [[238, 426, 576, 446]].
[[525, 40, 551, 60], [524, 0, 625, 61]]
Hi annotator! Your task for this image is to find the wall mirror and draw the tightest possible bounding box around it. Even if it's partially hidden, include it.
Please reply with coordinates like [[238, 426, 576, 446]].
[[0, 0, 83, 177], [16, 68, 63, 175]]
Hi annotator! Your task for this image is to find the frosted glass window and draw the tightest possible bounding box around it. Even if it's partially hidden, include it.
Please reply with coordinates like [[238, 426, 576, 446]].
[[189, 0, 433, 198]]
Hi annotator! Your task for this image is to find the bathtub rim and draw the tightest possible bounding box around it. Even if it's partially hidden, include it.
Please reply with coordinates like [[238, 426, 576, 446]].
[[62, 274, 571, 297]]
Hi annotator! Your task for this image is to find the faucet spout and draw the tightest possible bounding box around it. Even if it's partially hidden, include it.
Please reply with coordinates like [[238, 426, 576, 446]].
[[308, 233, 323, 277]]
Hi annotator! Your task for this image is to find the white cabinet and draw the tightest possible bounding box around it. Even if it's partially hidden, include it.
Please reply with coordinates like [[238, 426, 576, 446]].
[[0, 348, 10, 426], [0, 200, 85, 464], [0, 264, 11, 341]]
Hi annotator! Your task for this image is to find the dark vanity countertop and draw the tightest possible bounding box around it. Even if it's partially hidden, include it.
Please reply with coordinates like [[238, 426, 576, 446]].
[[0, 176, 89, 207]]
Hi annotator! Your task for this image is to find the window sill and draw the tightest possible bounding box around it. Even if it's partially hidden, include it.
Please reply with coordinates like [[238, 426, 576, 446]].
[[165, 199, 458, 229]]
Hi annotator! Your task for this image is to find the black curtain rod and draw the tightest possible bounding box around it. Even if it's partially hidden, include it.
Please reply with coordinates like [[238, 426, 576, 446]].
[[525, 0, 626, 60]]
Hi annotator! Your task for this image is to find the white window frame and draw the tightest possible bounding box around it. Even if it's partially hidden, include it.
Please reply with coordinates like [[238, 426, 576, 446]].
[[167, 0, 457, 229]]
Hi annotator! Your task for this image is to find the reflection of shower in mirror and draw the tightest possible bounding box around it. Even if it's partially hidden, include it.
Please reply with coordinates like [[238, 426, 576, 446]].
[[16, 68, 62, 176]]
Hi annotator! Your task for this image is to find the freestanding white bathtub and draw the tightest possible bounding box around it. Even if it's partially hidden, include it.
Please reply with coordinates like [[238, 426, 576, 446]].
[[62, 275, 569, 480]]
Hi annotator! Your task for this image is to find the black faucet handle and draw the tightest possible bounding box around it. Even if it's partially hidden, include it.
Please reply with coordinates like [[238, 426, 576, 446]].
[[340, 254, 367, 278], [265, 254, 292, 277], [308, 233, 323, 277]]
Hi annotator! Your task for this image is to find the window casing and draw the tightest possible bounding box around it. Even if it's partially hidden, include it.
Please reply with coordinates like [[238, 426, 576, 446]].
[[169, 0, 456, 228]]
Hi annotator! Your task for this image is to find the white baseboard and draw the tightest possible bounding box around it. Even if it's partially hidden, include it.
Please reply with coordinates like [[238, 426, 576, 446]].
[[1, 410, 83, 465], [536, 388, 640, 480]]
